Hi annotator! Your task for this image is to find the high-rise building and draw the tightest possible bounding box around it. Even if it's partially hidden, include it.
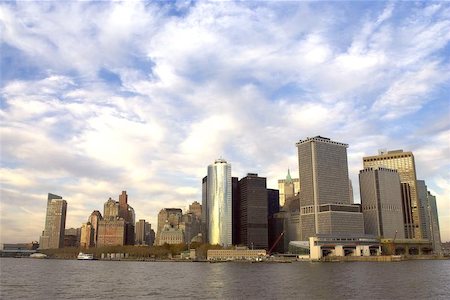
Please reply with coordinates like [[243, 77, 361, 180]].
[[135, 219, 147, 245], [204, 159, 232, 247], [417, 180, 431, 240], [88, 210, 102, 247], [296, 136, 364, 240], [39, 193, 67, 249], [267, 189, 280, 218], [359, 167, 405, 239], [188, 201, 202, 219], [80, 223, 94, 248], [156, 208, 183, 245], [97, 191, 135, 247], [278, 170, 300, 208], [237, 173, 268, 249], [427, 191, 442, 255], [363, 150, 422, 239]]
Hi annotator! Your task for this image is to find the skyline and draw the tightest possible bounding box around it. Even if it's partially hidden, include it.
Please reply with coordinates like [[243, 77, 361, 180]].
[[0, 1, 449, 243]]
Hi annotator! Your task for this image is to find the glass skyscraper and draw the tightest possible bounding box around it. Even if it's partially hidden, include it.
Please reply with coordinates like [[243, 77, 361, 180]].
[[205, 159, 232, 246]]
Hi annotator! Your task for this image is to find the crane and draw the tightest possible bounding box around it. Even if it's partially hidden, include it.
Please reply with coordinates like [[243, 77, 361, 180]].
[[268, 231, 285, 256]]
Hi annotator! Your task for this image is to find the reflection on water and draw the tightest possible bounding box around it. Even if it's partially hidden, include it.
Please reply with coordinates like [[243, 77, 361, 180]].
[[1, 258, 450, 299]]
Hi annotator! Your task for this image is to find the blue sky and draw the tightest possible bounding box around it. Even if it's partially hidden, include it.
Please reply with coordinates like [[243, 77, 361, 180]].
[[1, 1, 449, 243]]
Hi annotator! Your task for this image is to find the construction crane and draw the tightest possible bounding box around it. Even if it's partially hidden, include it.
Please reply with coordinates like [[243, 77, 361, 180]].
[[268, 231, 285, 256]]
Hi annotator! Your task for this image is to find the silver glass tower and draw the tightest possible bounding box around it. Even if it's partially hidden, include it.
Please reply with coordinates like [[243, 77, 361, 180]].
[[206, 159, 232, 246]]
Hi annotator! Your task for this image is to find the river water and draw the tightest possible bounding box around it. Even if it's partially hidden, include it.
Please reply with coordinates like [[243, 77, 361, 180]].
[[1, 258, 449, 299]]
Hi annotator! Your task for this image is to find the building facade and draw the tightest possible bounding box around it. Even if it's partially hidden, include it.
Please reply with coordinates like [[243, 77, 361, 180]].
[[296, 136, 364, 240], [278, 170, 300, 208], [204, 159, 232, 246], [97, 191, 135, 246], [238, 173, 268, 249], [427, 191, 442, 254], [359, 167, 405, 239], [363, 150, 422, 239], [156, 208, 183, 245], [39, 193, 67, 249]]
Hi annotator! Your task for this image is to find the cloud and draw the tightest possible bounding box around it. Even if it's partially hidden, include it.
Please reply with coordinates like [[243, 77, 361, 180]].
[[1, 1, 449, 243]]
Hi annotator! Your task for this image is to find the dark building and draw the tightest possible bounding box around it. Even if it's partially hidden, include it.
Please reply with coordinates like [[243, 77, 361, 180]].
[[267, 189, 280, 217], [237, 173, 268, 249]]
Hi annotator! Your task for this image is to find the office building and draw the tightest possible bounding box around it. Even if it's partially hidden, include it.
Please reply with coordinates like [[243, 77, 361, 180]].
[[88, 210, 102, 247], [363, 150, 422, 239], [203, 158, 232, 246], [417, 180, 431, 240], [97, 191, 135, 246], [359, 167, 405, 239], [156, 208, 182, 245], [188, 201, 202, 219], [427, 191, 442, 254], [296, 136, 364, 240], [135, 219, 147, 245], [278, 170, 300, 208], [238, 173, 268, 249], [80, 223, 94, 248], [39, 193, 67, 249]]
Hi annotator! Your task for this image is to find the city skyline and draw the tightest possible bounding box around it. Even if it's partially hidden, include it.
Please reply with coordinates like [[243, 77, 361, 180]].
[[1, 2, 449, 244]]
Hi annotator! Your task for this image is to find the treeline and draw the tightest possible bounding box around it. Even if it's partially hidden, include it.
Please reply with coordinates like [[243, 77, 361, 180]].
[[40, 242, 226, 260]]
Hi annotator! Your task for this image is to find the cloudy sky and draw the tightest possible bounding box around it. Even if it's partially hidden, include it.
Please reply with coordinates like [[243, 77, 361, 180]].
[[1, 1, 449, 244]]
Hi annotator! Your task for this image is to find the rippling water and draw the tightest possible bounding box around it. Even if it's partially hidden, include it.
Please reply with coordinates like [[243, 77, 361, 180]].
[[1, 258, 449, 299]]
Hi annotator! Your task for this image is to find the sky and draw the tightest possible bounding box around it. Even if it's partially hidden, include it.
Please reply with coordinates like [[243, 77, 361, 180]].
[[0, 1, 449, 244]]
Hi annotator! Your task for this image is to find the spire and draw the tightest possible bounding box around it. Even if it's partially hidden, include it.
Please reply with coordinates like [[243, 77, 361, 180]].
[[286, 168, 293, 184]]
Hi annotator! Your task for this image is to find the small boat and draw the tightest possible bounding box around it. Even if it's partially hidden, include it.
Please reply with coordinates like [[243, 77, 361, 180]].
[[30, 253, 48, 259], [77, 252, 94, 260]]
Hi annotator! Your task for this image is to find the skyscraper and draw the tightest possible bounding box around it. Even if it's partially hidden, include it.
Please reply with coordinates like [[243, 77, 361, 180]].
[[238, 173, 268, 249], [296, 136, 364, 240], [39, 193, 67, 249], [359, 167, 405, 239], [363, 150, 422, 239], [427, 191, 442, 255], [204, 158, 232, 246], [278, 169, 300, 208]]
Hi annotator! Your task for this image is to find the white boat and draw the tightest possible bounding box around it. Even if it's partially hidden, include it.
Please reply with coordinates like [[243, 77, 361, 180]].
[[30, 253, 48, 259], [77, 252, 94, 260]]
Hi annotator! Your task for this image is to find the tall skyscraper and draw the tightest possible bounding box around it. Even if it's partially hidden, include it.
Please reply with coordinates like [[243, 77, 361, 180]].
[[135, 219, 147, 245], [39, 193, 67, 249], [417, 180, 431, 240], [238, 173, 268, 249], [296, 136, 364, 240], [359, 167, 405, 239], [427, 191, 442, 255], [97, 191, 135, 246], [363, 150, 422, 239], [204, 158, 232, 246], [278, 169, 300, 208]]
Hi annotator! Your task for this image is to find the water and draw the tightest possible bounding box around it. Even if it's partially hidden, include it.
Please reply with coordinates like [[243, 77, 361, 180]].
[[1, 258, 449, 299]]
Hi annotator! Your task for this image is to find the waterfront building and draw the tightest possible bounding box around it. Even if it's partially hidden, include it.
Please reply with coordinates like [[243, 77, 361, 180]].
[[135, 219, 147, 245], [296, 136, 364, 240], [363, 150, 422, 239], [64, 228, 81, 247], [427, 191, 442, 255], [207, 248, 266, 261], [278, 170, 300, 208], [203, 159, 232, 246], [159, 222, 184, 245], [80, 223, 94, 248], [237, 173, 268, 249], [156, 208, 183, 245], [97, 191, 135, 246], [359, 167, 405, 239], [39, 193, 67, 249], [88, 210, 102, 247]]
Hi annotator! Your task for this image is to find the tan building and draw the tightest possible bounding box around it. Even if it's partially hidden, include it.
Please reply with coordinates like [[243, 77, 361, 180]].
[[80, 223, 94, 248], [363, 150, 422, 239], [156, 208, 182, 245], [207, 248, 266, 261], [39, 193, 67, 249], [188, 201, 202, 219], [278, 169, 300, 208], [359, 167, 405, 239], [159, 223, 184, 245], [88, 210, 102, 247], [96, 191, 135, 246]]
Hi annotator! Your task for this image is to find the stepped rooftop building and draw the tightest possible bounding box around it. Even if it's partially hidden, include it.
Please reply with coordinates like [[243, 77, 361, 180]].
[[39, 193, 67, 249]]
